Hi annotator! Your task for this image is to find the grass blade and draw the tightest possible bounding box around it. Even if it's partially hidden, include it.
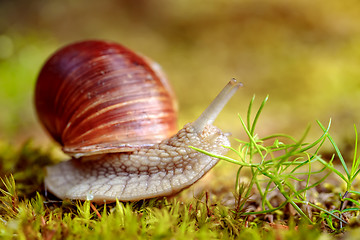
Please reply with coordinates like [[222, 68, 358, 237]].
[[317, 120, 350, 180]]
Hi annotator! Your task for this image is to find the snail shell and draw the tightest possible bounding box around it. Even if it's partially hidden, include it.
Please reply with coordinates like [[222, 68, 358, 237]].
[[35, 40, 177, 158], [35, 40, 241, 203]]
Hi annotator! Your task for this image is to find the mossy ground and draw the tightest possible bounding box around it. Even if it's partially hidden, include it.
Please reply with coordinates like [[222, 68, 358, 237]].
[[1, 116, 360, 239], [2, 0, 360, 239]]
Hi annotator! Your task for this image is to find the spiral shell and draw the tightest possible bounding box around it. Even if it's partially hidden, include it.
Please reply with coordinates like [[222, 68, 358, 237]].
[[35, 40, 178, 157]]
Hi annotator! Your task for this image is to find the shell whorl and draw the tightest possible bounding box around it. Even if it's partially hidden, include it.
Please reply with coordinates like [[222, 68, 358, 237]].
[[35, 40, 177, 157]]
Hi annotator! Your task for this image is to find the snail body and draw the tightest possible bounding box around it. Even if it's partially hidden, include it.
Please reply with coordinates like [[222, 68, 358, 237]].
[[35, 40, 241, 203]]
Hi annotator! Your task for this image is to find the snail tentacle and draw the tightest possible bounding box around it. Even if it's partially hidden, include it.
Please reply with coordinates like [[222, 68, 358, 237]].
[[192, 79, 242, 132]]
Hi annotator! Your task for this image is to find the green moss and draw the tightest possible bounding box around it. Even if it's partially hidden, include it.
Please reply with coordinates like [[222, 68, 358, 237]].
[[0, 111, 359, 239]]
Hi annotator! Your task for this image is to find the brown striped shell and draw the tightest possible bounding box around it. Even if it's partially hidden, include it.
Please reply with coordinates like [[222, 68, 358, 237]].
[[35, 40, 178, 157]]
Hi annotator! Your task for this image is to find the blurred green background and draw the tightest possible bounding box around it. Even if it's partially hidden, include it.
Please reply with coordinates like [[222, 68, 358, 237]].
[[1, 0, 360, 151]]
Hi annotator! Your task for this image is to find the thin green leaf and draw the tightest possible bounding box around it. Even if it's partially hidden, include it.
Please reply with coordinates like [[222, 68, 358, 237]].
[[317, 120, 350, 180], [349, 190, 360, 195], [250, 95, 268, 135], [342, 198, 360, 207], [189, 146, 256, 167]]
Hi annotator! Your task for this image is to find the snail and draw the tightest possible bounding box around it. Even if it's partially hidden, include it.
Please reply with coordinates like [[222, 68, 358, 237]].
[[35, 40, 241, 203]]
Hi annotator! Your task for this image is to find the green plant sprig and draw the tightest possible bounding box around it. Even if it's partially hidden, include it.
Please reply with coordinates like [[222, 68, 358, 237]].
[[315, 121, 360, 228], [317, 122, 360, 192], [192, 95, 359, 227]]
